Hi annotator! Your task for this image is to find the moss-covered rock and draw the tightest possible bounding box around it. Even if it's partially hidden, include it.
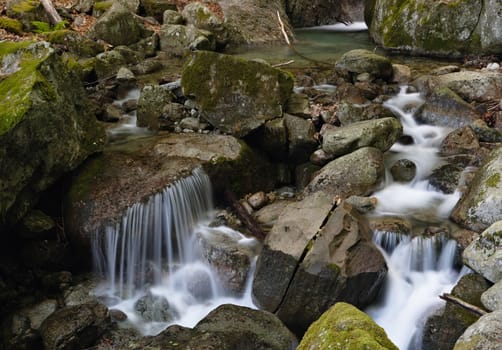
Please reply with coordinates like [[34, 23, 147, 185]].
[[140, 0, 177, 22], [0, 41, 106, 225], [45, 30, 105, 58], [366, 0, 502, 57], [181, 51, 294, 137], [158, 23, 216, 56], [0, 16, 23, 34], [298, 302, 398, 350], [451, 146, 502, 232], [335, 49, 393, 82], [453, 309, 502, 350], [6, 0, 50, 30], [182, 2, 228, 48]]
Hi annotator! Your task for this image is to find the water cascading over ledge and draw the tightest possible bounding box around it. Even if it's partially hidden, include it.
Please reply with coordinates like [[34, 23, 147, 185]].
[[91, 167, 213, 298]]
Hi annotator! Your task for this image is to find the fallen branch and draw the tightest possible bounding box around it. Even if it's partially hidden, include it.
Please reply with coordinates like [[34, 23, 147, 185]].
[[272, 60, 295, 68], [40, 0, 62, 25], [224, 190, 266, 242], [439, 293, 488, 316]]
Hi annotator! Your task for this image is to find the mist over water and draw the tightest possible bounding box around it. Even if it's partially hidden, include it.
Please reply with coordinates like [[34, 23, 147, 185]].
[[366, 87, 465, 349]]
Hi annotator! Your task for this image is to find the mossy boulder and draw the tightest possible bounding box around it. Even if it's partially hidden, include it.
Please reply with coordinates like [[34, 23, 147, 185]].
[[181, 51, 293, 137], [366, 0, 502, 57], [139, 0, 177, 22], [0, 41, 105, 225], [453, 309, 502, 350], [6, 0, 50, 30], [182, 2, 228, 48], [0, 16, 23, 34], [45, 30, 105, 58], [136, 84, 176, 130], [451, 146, 502, 232], [462, 220, 502, 283], [335, 49, 393, 82], [90, 2, 152, 46], [298, 302, 397, 350]]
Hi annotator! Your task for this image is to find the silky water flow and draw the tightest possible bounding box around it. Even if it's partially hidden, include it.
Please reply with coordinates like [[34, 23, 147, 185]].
[[92, 168, 258, 335], [365, 87, 469, 349]]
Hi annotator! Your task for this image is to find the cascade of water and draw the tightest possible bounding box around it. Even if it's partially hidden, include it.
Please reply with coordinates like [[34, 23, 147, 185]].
[[366, 87, 465, 349], [92, 168, 258, 335]]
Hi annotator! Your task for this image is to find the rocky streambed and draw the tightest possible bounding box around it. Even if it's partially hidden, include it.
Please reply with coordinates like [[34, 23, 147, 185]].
[[1, 1, 502, 349]]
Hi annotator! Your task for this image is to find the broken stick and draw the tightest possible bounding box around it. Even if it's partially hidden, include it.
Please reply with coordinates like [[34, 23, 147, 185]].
[[439, 293, 488, 316]]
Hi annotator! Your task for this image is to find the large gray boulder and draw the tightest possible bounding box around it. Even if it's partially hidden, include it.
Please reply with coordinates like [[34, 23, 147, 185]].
[[90, 2, 152, 46], [286, 0, 365, 27], [462, 221, 502, 283], [322, 117, 402, 157], [435, 71, 502, 103], [274, 203, 387, 334], [0, 42, 105, 226], [481, 279, 502, 311], [158, 24, 216, 56], [305, 147, 385, 198], [451, 146, 502, 232], [181, 51, 293, 137], [453, 310, 502, 350], [298, 302, 397, 350], [366, 0, 502, 57]]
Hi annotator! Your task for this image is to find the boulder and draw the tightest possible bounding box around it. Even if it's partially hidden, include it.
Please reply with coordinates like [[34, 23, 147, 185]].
[[440, 126, 480, 155], [45, 30, 105, 58], [182, 2, 228, 48], [133, 304, 297, 349], [158, 24, 216, 56], [140, 0, 176, 22], [286, 0, 365, 27], [39, 302, 110, 350], [335, 49, 393, 82], [6, 0, 50, 30], [181, 51, 293, 137], [390, 159, 416, 182], [336, 101, 394, 125], [481, 279, 502, 311], [285, 92, 310, 117], [218, 0, 294, 47], [94, 49, 127, 80], [65, 134, 277, 254], [298, 302, 397, 350], [435, 71, 502, 103], [90, 2, 152, 46], [429, 162, 466, 194], [322, 117, 402, 157], [451, 146, 502, 232], [284, 113, 318, 163], [275, 203, 387, 334], [254, 118, 288, 160], [453, 310, 502, 350], [305, 147, 385, 198], [0, 42, 105, 226], [462, 221, 502, 283], [134, 292, 178, 322], [422, 273, 491, 350], [366, 0, 502, 57]]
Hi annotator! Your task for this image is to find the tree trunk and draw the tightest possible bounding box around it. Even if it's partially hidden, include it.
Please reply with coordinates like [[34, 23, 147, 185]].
[[40, 0, 62, 25]]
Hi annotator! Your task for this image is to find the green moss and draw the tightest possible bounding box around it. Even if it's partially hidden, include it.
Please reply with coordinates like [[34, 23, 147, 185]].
[[93, 0, 113, 12], [0, 42, 50, 136], [10, 0, 39, 13], [298, 302, 398, 350], [0, 16, 23, 34], [486, 173, 500, 188]]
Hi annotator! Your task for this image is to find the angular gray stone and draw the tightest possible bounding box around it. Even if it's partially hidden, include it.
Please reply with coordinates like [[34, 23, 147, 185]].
[[284, 114, 317, 163], [481, 279, 502, 311], [159, 24, 216, 56], [453, 310, 502, 350], [136, 84, 176, 130], [436, 71, 502, 103]]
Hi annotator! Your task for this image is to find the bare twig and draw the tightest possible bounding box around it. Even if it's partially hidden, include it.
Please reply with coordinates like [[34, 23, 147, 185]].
[[272, 60, 295, 68], [439, 293, 488, 316]]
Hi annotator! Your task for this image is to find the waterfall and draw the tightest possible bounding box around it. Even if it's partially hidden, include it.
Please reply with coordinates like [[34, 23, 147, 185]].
[[366, 87, 465, 349], [92, 168, 257, 335]]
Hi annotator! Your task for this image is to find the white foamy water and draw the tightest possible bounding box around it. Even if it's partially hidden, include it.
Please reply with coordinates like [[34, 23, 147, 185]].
[[366, 87, 466, 349], [92, 168, 258, 335]]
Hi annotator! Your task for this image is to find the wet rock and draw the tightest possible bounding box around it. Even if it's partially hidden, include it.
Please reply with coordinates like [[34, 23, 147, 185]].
[[0, 42, 105, 225], [102, 103, 122, 122], [159, 24, 216, 56], [136, 84, 176, 130], [451, 146, 502, 232], [481, 279, 502, 311], [63, 277, 98, 306], [422, 273, 491, 350], [109, 308, 128, 321], [310, 149, 334, 166], [298, 302, 397, 350], [198, 226, 259, 293], [470, 119, 502, 143], [429, 163, 465, 194], [392, 63, 411, 84], [335, 49, 393, 82], [18, 210, 55, 239], [286, 0, 363, 27], [305, 147, 385, 198], [254, 118, 288, 160], [181, 51, 293, 137], [390, 158, 416, 182], [13, 299, 58, 332], [453, 309, 502, 350], [274, 203, 387, 334], [253, 199, 291, 231], [345, 195, 377, 213], [440, 126, 480, 155], [450, 229, 479, 251], [94, 49, 127, 80], [135, 292, 178, 322], [322, 117, 402, 157], [90, 3, 152, 46], [39, 301, 110, 350], [462, 221, 502, 283]]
